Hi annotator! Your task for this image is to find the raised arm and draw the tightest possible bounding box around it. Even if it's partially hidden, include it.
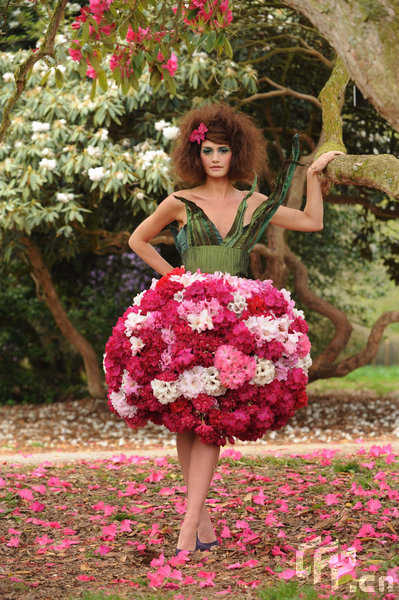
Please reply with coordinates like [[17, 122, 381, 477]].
[[129, 195, 184, 276], [269, 150, 345, 231]]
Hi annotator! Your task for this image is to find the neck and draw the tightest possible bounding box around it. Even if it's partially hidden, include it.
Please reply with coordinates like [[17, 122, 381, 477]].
[[202, 175, 235, 200]]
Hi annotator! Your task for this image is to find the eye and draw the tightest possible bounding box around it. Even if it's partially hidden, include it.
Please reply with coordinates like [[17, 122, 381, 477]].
[[218, 147, 230, 153], [202, 147, 212, 154]]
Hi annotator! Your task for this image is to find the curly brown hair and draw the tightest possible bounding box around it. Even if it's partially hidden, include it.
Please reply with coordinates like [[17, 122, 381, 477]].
[[170, 102, 267, 186]]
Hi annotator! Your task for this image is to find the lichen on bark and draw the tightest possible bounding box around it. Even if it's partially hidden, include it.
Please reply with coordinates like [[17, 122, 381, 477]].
[[317, 57, 349, 156]]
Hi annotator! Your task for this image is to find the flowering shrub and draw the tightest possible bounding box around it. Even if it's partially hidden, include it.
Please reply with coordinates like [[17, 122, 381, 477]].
[[104, 268, 311, 445], [68, 0, 233, 96]]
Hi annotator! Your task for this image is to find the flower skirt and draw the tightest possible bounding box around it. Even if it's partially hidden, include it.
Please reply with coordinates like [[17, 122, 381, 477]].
[[104, 268, 311, 446]]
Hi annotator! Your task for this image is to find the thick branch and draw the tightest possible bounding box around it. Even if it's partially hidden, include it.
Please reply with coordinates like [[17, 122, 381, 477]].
[[20, 236, 106, 398], [323, 154, 399, 201], [283, 245, 353, 371], [325, 194, 399, 219], [0, 0, 69, 143], [317, 56, 349, 154], [312, 311, 399, 379]]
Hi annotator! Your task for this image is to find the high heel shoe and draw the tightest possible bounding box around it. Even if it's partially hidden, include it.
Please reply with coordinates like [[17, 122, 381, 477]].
[[195, 533, 219, 552]]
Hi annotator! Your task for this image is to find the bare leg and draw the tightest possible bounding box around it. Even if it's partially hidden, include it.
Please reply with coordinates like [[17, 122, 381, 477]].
[[176, 431, 217, 543], [176, 433, 220, 551]]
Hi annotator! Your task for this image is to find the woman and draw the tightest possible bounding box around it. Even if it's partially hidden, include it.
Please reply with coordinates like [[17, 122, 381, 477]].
[[128, 103, 343, 555]]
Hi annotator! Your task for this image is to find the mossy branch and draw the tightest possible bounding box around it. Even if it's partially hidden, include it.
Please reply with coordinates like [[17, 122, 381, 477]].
[[323, 154, 399, 201], [317, 56, 349, 155], [0, 0, 69, 143]]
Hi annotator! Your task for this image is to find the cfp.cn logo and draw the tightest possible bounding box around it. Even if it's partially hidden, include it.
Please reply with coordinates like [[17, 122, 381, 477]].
[[295, 536, 396, 594]]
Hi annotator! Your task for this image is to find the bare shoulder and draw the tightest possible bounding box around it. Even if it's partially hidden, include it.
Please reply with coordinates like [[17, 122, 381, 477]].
[[159, 192, 187, 222], [247, 190, 269, 209]]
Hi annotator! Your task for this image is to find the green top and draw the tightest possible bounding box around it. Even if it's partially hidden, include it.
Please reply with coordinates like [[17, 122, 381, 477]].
[[170, 135, 300, 277]]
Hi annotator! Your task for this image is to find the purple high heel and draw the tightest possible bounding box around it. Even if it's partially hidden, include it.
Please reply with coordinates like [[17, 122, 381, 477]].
[[196, 533, 219, 551]]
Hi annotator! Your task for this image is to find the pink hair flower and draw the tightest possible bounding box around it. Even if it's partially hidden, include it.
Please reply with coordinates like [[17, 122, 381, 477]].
[[189, 122, 208, 144]]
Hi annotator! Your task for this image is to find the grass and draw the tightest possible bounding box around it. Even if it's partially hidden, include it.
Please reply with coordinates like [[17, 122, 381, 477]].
[[66, 580, 384, 600], [308, 365, 399, 395]]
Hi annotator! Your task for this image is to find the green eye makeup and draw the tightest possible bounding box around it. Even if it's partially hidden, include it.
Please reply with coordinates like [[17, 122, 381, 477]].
[[201, 146, 230, 154]]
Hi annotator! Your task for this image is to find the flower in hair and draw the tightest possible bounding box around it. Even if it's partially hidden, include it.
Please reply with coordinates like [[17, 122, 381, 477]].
[[189, 122, 208, 144]]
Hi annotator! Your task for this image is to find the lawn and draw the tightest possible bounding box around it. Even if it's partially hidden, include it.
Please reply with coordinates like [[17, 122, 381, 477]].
[[1, 446, 398, 600], [308, 366, 399, 396]]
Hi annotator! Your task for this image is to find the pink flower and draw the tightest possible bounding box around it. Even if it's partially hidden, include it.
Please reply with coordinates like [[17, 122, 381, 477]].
[[162, 53, 178, 77], [86, 65, 98, 79], [69, 41, 82, 62], [189, 122, 208, 144]]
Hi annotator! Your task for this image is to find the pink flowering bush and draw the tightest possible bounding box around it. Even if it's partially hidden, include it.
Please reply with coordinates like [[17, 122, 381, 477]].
[[68, 0, 233, 94], [104, 267, 311, 445]]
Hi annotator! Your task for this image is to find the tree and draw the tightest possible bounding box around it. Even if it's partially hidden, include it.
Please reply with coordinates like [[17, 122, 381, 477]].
[[1, 0, 398, 396], [282, 0, 399, 133]]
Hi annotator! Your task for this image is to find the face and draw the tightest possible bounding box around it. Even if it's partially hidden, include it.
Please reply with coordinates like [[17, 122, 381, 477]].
[[200, 140, 232, 178]]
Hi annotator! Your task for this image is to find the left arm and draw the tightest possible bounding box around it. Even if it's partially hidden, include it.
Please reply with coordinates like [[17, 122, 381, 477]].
[[269, 150, 345, 231]]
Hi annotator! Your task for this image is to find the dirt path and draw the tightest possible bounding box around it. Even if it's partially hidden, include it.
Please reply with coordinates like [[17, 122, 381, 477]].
[[2, 438, 398, 464]]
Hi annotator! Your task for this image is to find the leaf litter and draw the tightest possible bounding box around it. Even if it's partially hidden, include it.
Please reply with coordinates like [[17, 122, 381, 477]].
[[1, 445, 398, 600]]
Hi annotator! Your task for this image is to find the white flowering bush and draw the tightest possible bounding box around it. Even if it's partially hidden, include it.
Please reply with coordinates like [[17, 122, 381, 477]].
[[0, 41, 258, 254]]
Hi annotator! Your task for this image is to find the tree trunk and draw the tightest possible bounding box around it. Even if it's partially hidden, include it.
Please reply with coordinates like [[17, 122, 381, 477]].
[[282, 0, 399, 133], [21, 236, 106, 399]]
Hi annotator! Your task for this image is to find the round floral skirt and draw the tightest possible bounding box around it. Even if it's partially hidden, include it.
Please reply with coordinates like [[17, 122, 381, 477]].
[[104, 267, 311, 446]]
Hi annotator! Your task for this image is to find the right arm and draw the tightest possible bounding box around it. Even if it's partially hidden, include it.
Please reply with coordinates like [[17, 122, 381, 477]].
[[128, 195, 184, 276]]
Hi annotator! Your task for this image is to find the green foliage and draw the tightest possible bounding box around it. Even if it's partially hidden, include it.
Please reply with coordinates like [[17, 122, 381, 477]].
[[0, 251, 155, 404], [308, 365, 399, 395]]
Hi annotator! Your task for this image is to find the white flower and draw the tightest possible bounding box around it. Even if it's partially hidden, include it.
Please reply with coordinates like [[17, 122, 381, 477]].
[[14, 141, 23, 148], [102, 352, 107, 374], [292, 308, 305, 320], [2, 72, 14, 82], [41, 148, 52, 156], [203, 366, 225, 396], [136, 191, 145, 200], [56, 64, 67, 73], [151, 379, 180, 404], [56, 192, 75, 203], [88, 166, 105, 181], [250, 358, 275, 385], [87, 145, 103, 159], [178, 367, 206, 398], [132, 290, 146, 306], [130, 335, 145, 356], [32, 121, 50, 132], [228, 291, 247, 315], [186, 309, 214, 332], [39, 158, 57, 170], [173, 290, 184, 302], [98, 128, 108, 141], [155, 119, 169, 131], [244, 315, 277, 342], [109, 390, 138, 418], [163, 126, 179, 140], [115, 171, 124, 180], [296, 353, 312, 372], [124, 311, 147, 335], [55, 34, 67, 44]]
